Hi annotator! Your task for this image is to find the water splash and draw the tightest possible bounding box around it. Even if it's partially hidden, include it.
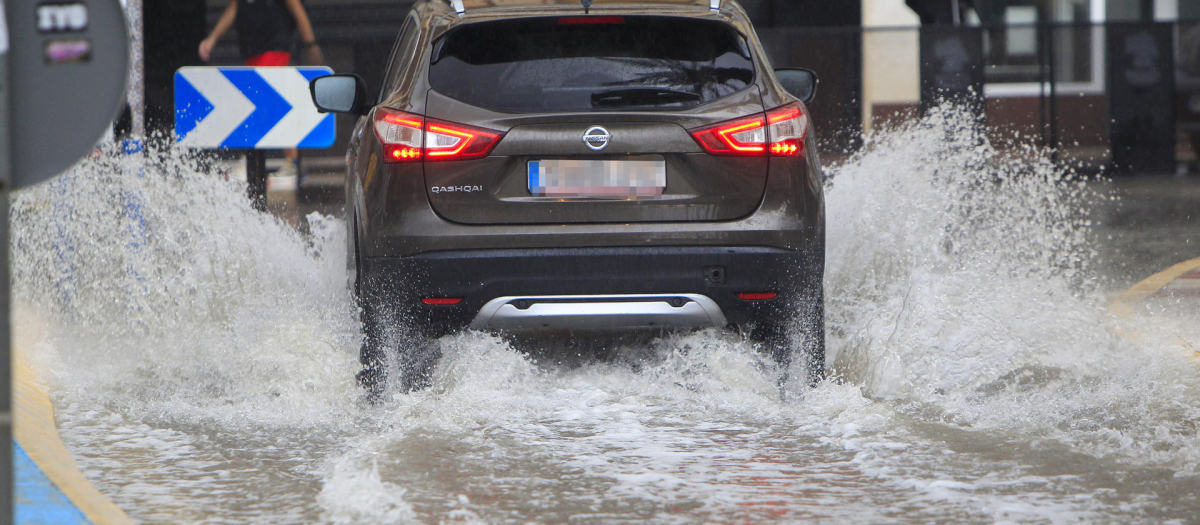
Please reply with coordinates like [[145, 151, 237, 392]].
[[824, 107, 1200, 478], [8, 108, 1200, 523], [11, 144, 362, 430]]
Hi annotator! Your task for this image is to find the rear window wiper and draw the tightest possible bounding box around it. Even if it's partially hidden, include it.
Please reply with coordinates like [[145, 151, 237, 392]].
[[590, 87, 702, 108]]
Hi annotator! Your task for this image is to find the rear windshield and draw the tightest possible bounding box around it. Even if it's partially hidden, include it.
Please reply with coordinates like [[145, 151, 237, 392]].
[[428, 16, 755, 112]]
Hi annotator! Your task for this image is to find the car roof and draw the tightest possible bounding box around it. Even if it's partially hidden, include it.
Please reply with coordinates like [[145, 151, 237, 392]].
[[418, 0, 753, 41], [457, 0, 715, 10]]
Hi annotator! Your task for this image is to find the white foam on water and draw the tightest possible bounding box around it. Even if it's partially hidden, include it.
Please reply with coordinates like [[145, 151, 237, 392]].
[[9, 108, 1200, 523]]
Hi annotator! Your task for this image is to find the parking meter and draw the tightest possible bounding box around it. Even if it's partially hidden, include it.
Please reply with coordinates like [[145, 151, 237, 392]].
[[5, 0, 130, 188]]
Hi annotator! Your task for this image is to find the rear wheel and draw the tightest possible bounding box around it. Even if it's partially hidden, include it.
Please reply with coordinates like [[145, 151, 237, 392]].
[[748, 281, 825, 388], [357, 288, 444, 398], [354, 219, 441, 399]]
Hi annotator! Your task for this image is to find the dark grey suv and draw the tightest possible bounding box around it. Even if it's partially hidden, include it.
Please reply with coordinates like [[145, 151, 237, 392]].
[[310, 0, 826, 394]]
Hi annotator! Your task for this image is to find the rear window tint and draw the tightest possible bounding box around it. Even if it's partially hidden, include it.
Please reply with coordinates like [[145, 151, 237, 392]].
[[428, 16, 755, 112]]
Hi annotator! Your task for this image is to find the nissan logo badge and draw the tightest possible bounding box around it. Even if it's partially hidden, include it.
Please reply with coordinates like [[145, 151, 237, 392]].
[[582, 126, 612, 151]]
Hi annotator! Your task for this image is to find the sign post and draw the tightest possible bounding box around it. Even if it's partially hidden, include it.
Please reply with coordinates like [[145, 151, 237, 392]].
[[1108, 22, 1176, 174], [174, 66, 335, 208], [4, 0, 129, 519], [919, 25, 985, 120]]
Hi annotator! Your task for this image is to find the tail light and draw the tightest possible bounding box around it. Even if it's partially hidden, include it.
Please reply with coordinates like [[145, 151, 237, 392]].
[[689, 104, 809, 158], [766, 103, 808, 158], [690, 115, 767, 156], [374, 108, 423, 163], [374, 108, 504, 164], [425, 119, 504, 161]]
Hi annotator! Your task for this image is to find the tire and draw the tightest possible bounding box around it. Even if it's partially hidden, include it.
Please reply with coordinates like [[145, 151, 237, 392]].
[[749, 277, 825, 388], [354, 218, 441, 399]]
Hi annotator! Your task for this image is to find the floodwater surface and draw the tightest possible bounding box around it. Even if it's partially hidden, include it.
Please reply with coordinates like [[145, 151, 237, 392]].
[[10, 108, 1200, 524]]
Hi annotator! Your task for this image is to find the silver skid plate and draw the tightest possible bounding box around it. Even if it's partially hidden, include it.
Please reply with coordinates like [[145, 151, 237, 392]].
[[470, 294, 727, 331]]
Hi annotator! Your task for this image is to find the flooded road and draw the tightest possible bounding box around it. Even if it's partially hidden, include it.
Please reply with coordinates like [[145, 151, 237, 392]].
[[11, 109, 1200, 523]]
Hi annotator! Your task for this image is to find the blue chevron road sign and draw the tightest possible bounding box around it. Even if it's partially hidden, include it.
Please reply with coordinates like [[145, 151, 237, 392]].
[[174, 66, 335, 149]]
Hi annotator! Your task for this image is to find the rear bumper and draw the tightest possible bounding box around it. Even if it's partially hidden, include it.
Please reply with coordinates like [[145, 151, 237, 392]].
[[361, 246, 823, 337]]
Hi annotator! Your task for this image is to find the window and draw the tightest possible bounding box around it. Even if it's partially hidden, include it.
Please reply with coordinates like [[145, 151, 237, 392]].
[[379, 14, 420, 104], [428, 17, 755, 112]]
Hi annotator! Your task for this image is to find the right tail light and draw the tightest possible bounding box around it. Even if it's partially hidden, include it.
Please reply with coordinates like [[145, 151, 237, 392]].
[[689, 103, 809, 158], [373, 108, 505, 164], [766, 103, 809, 158]]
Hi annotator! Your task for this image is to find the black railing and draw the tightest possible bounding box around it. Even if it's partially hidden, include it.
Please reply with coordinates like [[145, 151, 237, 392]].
[[189, 3, 1200, 175]]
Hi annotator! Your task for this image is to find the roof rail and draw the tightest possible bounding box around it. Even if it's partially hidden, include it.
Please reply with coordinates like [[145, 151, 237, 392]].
[[710, 0, 720, 10], [450, 0, 464, 15]]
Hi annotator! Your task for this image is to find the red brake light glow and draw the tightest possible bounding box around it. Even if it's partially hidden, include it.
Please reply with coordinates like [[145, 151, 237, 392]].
[[690, 115, 767, 156], [373, 108, 504, 163], [690, 104, 809, 158], [374, 108, 424, 163], [766, 103, 809, 158], [558, 16, 625, 25], [425, 120, 504, 161]]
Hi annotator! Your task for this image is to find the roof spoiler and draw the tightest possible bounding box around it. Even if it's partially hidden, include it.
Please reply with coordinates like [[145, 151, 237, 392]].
[[447, 0, 719, 16]]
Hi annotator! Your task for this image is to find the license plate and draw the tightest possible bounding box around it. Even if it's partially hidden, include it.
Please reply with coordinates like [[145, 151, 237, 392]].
[[528, 157, 666, 197]]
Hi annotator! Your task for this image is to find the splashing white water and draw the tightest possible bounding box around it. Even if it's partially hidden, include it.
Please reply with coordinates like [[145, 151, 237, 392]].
[[9, 109, 1200, 523], [11, 146, 362, 430]]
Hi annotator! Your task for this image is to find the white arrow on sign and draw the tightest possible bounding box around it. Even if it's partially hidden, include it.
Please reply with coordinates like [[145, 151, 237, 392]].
[[255, 67, 328, 148], [176, 68, 255, 148], [174, 66, 335, 149]]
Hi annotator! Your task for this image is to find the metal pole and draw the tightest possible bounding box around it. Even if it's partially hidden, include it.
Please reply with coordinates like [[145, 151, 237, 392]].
[[1038, 15, 1048, 148], [125, 0, 144, 139], [0, 4, 14, 520], [247, 152, 267, 211], [1047, 20, 1059, 161]]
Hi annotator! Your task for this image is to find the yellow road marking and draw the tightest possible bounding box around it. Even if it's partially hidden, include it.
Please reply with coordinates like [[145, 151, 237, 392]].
[[1108, 257, 1200, 319], [1107, 257, 1200, 364], [13, 310, 134, 525]]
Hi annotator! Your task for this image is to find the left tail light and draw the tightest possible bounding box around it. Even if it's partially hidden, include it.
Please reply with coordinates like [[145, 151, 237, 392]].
[[374, 108, 424, 163], [373, 108, 505, 164]]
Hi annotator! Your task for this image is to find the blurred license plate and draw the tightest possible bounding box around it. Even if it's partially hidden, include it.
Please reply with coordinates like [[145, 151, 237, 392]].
[[528, 157, 666, 197]]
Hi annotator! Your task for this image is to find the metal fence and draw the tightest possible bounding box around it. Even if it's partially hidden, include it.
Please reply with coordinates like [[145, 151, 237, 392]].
[[195, 6, 1200, 176], [859, 21, 1196, 175]]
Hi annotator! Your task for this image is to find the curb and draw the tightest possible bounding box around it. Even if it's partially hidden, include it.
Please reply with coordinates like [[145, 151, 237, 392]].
[[13, 313, 134, 525]]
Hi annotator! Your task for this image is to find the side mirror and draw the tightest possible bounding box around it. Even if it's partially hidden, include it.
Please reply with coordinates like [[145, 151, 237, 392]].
[[774, 68, 818, 104], [310, 74, 368, 115]]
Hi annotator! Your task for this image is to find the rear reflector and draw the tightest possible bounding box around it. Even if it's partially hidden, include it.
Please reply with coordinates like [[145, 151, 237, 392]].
[[736, 292, 778, 301], [421, 298, 464, 305], [558, 16, 625, 25]]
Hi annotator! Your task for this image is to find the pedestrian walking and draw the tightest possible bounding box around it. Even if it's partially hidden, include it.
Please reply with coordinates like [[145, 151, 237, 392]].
[[198, 0, 323, 179]]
